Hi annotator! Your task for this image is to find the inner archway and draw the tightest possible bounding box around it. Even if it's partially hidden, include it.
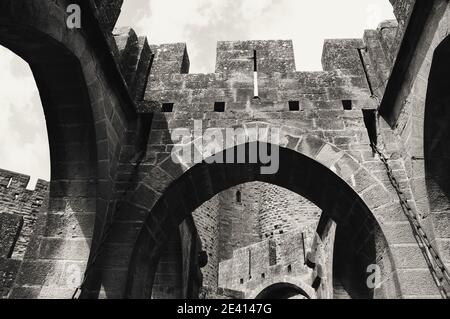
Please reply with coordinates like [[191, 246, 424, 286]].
[[192, 181, 322, 298], [424, 35, 450, 268], [126, 142, 399, 299]]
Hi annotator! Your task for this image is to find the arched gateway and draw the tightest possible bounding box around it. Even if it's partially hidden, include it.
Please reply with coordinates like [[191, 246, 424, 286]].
[[0, 0, 448, 299]]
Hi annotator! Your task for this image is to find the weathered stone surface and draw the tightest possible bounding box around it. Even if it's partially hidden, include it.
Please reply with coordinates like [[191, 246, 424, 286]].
[[0, 213, 23, 258], [1, 0, 449, 300], [0, 258, 21, 298]]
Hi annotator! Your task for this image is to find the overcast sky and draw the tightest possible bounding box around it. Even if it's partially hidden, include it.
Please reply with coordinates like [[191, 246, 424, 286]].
[[0, 0, 395, 183]]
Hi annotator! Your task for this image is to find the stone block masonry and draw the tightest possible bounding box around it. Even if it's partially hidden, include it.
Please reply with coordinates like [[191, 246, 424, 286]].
[[2, 0, 450, 300], [218, 230, 317, 299], [0, 169, 48, 298]]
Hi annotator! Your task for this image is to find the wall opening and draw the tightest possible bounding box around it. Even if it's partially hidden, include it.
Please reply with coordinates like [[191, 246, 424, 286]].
[[289, 101, 300, 111], [162, 102, 174, 112], [236, 190, 241, 203], [214, 102, 226, 112], [6, 178, 12, 189], [126, 143, 398, 300], [342, 100, 353, 110]]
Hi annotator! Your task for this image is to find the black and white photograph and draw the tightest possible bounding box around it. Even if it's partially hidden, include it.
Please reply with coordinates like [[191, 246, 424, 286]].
[[0, 0, 449, 309]]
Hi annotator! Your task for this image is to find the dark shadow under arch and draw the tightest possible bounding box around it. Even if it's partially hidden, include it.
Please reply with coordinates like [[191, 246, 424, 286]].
[[255, 282, 310, 299]]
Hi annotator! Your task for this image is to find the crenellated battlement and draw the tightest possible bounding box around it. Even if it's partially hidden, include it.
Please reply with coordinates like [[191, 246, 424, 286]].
[[216, 40, 296, 74], [134, 20, 399, 116], [0, 169, 47, 192], [0, 169, 48, 259], [99, 0, 402, 114]]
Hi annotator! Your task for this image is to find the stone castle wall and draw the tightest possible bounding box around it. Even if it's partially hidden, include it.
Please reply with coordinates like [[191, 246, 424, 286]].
[[192, 181, 321, 290], [218, 231, 317, 298], [141, 23, 410, 296], [3, 0, 450, 299], [192, 195, 220, 289], [0, 169, 48, 298]]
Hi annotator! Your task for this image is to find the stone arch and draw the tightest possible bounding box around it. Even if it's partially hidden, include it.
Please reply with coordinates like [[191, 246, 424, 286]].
[[391, 9, 450, 275], [252, 279, 315, 300], [424, 33, 450, 267], [0, 1, 133, 298], [375, 4, 450, 297], [125, 128, 401, 298]]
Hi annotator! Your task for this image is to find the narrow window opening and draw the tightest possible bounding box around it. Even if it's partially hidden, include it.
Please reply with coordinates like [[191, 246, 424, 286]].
[[261, 273, 265, 279], [363, 109, 378, 146], [240, 278, 244, 284], [342, 100, 353, 110], [289, 101, 300, 111], [214, 102, 225, 112], [161, 103, 174, 112], [236, 190, 241, 203], [248, 250, 252, 280], [287, 265, 292, 273], [6, 178, 13, 189], [252, 49, 259, 99], [301, 232, 307, 265]]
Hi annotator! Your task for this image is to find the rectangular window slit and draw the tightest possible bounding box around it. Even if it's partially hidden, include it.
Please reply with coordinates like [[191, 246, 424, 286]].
[[252, 49, 259, 99], [161, 103, 174, 112], [342, 100, 352, 110], [236, 190, 241, 203], [6, 178, 13, 189], [289, 101, 300, 111], [214, 102, 225, 112]]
